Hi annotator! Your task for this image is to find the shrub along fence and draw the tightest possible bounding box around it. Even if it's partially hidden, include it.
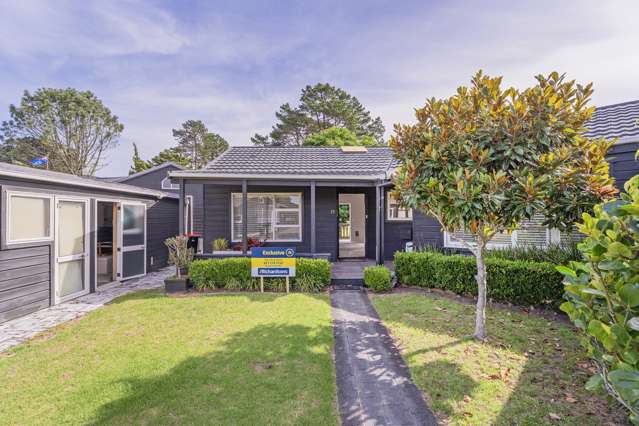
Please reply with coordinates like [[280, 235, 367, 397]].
[[394, 251, 564, 308], [189, 258, 332, 292]]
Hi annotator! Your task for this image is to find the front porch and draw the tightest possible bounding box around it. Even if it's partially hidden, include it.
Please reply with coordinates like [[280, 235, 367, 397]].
[[331, 259, 394, 287]]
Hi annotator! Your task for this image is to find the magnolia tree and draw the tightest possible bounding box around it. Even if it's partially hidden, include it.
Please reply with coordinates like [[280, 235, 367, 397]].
[[391, 71, 616, 339]]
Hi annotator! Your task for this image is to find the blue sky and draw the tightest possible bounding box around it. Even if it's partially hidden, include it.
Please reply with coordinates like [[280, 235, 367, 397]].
[[1, 0, 638, 176]]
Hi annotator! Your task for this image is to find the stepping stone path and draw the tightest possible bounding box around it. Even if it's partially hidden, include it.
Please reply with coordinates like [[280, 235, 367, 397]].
[[332, 290, 438, 426], [0, 268, 172, 353]]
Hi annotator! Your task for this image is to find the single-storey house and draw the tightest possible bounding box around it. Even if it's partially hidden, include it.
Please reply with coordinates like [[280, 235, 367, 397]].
[[169, 100, 639, 259], [0, 162, 178, 323], [169, 146, 441, 263]]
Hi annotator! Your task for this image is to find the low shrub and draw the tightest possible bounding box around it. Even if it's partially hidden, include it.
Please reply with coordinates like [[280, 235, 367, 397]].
[[188, 257, 332, 292], [364, 266, 392, 292], [394, 251, 564, 307], [487, 243, 581, 265]]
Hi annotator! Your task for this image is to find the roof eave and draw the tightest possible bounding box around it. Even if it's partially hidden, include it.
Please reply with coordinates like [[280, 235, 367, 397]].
[[169, 171, 389, 181], [0, 169, 170, 199]]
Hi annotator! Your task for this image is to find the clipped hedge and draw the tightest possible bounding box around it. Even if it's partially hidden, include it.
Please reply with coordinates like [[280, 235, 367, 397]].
[[188, 257, 332, 292], [394, 251, 564, 307], [364, 266, 392, 292]]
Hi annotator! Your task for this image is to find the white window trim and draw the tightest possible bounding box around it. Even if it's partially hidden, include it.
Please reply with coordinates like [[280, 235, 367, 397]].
[[230, 192, 302, 242], [443, 226, 562, 249], [184, 195, 194, 234], [161, 177, 179, 190], [339, 202, 351, 242], [6, 191, 54, 245], [386, 193, 413, 221]]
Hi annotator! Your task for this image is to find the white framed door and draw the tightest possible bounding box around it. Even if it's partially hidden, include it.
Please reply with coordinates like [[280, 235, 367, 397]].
[[118, 202, 147, 280], [54, 197, 90, 303]]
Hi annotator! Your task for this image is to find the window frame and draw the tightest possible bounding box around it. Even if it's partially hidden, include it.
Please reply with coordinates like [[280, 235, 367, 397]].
[[386, 192, 413, 221], [5, 190, 55, 245], [443, 225, 561, 250], [230, 192, 303, 243], [161, 177, 179, 190]]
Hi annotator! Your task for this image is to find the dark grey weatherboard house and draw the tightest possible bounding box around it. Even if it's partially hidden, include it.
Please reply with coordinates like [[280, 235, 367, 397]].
[[169, 146, 441, 263], [0, 162, 178, 323], [169, 100, 639, 259]]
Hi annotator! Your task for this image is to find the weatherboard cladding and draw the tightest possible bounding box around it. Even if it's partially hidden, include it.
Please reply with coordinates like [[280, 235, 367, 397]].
[[202, 147, 398, 177]]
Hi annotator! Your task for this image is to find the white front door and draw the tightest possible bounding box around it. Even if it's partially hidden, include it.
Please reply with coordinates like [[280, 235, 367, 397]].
[[55, 198, 90, 303], [118, 202, 147, 280]]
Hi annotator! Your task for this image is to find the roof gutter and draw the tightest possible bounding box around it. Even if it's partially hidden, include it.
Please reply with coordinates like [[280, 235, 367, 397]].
[[0, 169, 170, 199], [169, 171, 390, 181]]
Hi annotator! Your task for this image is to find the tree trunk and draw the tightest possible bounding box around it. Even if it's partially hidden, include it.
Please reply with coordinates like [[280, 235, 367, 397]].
[[473, 240, 487, 340]]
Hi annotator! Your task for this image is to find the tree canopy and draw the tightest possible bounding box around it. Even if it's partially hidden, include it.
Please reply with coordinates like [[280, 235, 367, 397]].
[[252, 83, 385, 147], [391, 70, 616, 338], [129, 120, 228, 174], [303, 126, 379, 147], [0, 88, 123, 176]]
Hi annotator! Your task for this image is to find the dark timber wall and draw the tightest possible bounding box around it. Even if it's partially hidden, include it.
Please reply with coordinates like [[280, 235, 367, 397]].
[[607, 142, 639, 192], [203, 184, 341, 259], [119, 165, 203, 234], [146, 198, 179, 271]]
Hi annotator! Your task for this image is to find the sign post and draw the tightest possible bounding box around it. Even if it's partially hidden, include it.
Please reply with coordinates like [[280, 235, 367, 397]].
[[251, 247, 296, 293]]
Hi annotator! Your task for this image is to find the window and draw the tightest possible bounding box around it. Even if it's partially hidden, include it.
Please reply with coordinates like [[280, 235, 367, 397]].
[[161, 177, 179, 190], [443, 214, 582, 249], [231, 193, 302, 242], [387, 193, 412, 221], [7, 192, 53, 244]]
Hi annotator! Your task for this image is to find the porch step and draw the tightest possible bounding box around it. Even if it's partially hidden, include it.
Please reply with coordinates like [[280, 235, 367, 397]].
[[331, 278, 364, 290]]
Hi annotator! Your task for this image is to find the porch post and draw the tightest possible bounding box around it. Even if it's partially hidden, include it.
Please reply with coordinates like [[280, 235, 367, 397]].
[[310, 180, 316, 256], [375, 184, 381, 264], [380, 187, 385, 264], [242, 179, 248, 255], [178, 178, 185, 235]]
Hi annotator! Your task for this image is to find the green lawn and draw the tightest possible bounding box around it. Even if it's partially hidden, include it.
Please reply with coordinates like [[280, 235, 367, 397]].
[[0, 291, 338, 425], [371, 293, 628, 426]]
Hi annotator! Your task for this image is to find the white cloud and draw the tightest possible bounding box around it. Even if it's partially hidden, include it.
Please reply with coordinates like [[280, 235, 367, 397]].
[[0, 0, 188, 58]]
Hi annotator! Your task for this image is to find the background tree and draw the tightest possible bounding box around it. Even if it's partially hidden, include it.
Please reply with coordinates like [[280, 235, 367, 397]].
[[0, 88, 123, 175], [303, 126, 379, 147], [172, 120, 228, 169], [391, 71, 616, 339], [129, 122, 228, 173], [252, 83, 385, 146]]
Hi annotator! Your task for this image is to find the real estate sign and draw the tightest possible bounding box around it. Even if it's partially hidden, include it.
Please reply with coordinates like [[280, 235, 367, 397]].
[[251, 247, 296, 277]]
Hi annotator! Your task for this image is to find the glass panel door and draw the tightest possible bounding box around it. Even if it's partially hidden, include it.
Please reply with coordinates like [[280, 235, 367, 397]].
[[118, 203, 146, 280], [55, 198, 89, 303]]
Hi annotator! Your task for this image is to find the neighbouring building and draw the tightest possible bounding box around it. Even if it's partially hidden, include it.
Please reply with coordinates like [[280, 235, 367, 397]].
[[0, 162, 178, 323]]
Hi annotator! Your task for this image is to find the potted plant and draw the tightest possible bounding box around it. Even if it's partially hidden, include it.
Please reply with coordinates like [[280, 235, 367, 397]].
[[212, 238, 229, 252], [164, 235, 194, 293]]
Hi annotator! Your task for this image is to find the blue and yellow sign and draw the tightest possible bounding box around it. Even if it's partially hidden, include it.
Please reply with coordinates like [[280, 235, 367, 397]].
[[251, 247, 296, 277]]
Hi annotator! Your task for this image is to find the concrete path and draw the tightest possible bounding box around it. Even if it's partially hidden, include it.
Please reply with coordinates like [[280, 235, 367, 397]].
[[331, 290, 438, 426], [0, 267, 172, 352]]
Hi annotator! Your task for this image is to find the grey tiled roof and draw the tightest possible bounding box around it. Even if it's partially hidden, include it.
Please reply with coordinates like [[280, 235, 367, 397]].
[[585, 100, 639, 143], [199, 147, 398, 178]]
